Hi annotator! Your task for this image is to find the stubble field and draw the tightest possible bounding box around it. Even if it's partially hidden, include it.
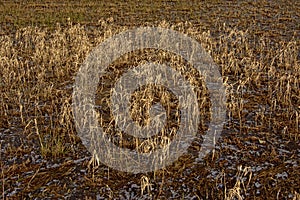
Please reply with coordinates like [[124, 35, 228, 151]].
[[0, 0, 299, 199]]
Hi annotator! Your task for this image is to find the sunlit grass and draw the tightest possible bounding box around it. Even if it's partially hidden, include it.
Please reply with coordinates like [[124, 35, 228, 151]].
[[0, 7, 299, 198]]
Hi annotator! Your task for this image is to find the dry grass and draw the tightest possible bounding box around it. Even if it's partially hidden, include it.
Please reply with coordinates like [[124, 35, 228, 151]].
[[0, 1, 299, 199]]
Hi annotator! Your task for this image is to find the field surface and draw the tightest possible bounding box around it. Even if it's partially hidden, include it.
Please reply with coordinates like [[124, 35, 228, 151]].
[[0, 0, 299, 199]]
